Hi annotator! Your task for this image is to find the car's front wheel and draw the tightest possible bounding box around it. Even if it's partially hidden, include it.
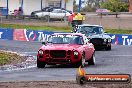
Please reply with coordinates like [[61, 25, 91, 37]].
[[37, 60, 46, 68], [88, 53, 95, 65], [75, 53, 85, 68]]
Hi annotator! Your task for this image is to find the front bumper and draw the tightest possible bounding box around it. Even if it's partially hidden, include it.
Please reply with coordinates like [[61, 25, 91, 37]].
[[38, 57, 81, 65], [90, 38, 111, 48], [37, 50, 81, 64]]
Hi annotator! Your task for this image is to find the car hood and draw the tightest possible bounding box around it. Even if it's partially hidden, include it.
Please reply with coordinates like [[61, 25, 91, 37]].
[[40, 44, 82, 51], [32, 10, 42, 13], [32, 10, 48, 14], [86, 34, 111, 39]]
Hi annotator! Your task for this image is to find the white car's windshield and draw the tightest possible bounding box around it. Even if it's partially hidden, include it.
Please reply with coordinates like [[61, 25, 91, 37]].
[[77, 26, 103, 35], [48, 34, 83, 44]]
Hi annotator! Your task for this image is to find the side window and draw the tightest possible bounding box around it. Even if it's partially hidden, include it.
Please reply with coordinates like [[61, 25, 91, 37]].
[[79, 37, 84, 45], [75, 36, 84, 45], [100, 27, 104, 34], [58, 10, 62, 13], [62, 10, 66, 13]]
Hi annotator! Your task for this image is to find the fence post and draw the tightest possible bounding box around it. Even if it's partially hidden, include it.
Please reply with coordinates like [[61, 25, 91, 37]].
[[0, 12, 2, 23], [99, 13, 103, 25]]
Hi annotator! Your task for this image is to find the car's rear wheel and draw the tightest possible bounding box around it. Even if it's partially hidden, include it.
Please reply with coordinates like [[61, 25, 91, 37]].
[[34, 15, 39, 19], [37, 60, 46, 68], [75, 53, 85, 68], [88, 53, 95, 65], [45, 15, 50, 22]]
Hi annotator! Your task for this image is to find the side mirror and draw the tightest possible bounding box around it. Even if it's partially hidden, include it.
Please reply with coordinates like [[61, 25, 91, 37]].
[[42, 41, 46, 45]]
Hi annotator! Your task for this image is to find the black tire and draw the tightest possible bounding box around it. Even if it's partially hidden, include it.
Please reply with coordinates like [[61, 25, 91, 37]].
[[63, 16, 68, 21], [75, 53, 85, 68], [88, 53, 95, 65], [105, 44, 111, 51], [37, 60, 46, 68], [76, 76, 87, 85], [44, 15, 50, 22]]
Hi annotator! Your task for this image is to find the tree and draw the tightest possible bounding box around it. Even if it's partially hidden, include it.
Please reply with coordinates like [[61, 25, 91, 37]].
[[73, 0, 78, 12], [80, 0, 98, 12], [80, 0, 105, 12], [100, 0, 129, 12]]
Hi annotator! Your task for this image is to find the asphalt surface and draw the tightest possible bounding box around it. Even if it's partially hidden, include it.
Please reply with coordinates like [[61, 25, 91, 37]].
[[0, 39, 132, 82]]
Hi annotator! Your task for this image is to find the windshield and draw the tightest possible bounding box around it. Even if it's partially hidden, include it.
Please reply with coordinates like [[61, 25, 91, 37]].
[[48, 34, 83, 44], [77, 26, 104, 35]]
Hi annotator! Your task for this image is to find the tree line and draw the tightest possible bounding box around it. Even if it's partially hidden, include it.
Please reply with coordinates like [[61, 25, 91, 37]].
[[74, 0, 129, 12]]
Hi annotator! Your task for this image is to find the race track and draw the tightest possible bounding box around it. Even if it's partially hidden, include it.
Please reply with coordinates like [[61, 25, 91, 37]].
[[0, 39, 132, 82]]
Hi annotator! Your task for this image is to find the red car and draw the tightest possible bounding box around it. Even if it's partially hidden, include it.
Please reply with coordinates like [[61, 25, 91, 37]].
[[37, 33, 95, 68]]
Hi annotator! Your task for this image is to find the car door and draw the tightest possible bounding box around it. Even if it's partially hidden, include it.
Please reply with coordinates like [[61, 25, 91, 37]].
[[49, 10, 55, 18], [50, 9, 63, 19], [36, 11, 48, 17], [56, 10, 66, 19]]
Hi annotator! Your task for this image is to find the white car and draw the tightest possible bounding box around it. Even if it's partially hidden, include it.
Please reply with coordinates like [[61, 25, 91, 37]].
[[33, 9, 71, 21]]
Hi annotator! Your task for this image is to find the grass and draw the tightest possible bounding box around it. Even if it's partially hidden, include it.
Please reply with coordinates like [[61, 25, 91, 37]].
[[0, 23, 132, 34], [0, 51, 13, 65], [105, 28, 132, 34], [0, 23, 71, 32], [0, 51, 23, 66]]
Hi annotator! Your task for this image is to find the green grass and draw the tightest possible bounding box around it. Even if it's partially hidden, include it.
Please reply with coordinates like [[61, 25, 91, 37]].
[[105, 28, 132, 34], [0, 51, 22, 66], [0, 51, 13, 65], [0, 24, 71, 32], [1, 23, 132, 34]]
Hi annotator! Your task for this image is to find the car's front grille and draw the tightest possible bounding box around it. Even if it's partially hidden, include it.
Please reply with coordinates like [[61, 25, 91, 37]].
[[67, 50, 71, 55], [90, 38, 104, 45], [50, 50, 66, 58]]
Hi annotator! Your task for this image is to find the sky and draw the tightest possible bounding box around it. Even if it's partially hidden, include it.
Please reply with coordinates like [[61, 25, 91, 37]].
[[76, 0, 84, 5], [76, 0, 79, 4], [75, 0, 86, 7]]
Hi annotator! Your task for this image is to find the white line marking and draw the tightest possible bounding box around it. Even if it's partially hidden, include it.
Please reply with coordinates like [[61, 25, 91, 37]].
[[20, 52, 37, 53], [111, 55, 132, 57]]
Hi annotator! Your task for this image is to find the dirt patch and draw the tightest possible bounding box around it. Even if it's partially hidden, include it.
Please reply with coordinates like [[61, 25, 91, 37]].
[[0, 81, 131, 88]]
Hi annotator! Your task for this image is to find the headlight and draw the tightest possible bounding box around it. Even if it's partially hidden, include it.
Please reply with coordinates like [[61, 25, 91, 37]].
[[108, 38, 111, 42], [74, 51, 79, 56], [104, 38, 107, 42], [38, 50, 44, 55]]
